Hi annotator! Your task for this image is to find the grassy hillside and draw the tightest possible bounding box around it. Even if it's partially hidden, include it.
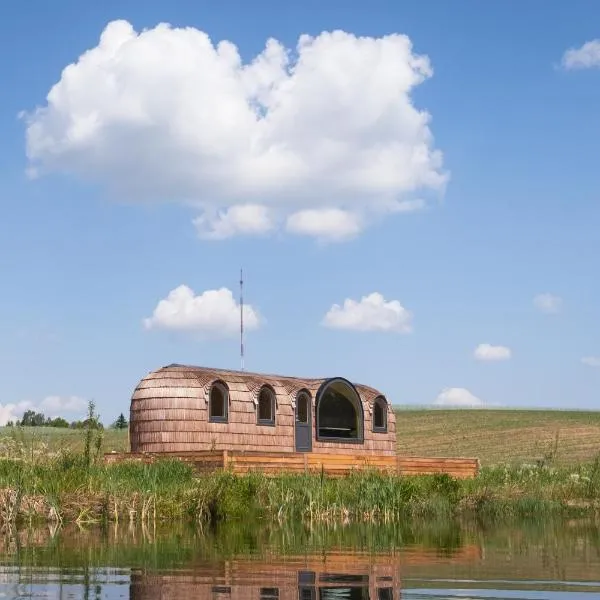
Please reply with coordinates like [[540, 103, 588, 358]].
[[1, 409, 599, 467], [396, 409, 600, 466]]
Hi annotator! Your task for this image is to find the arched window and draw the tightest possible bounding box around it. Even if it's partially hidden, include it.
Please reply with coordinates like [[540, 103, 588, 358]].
[[373, 396, 388, 433], [316, 378, 364, 442], [209, 381, 229, 423], [257, 385, 276, 426]]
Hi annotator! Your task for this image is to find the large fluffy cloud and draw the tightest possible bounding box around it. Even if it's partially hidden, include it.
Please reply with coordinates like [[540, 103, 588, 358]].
[[22, 20, 447, 241], [561, 39, 600, 70], [434, 387, 484, 408], [322, 292, 413, 333], [473, 343, 511, 362], [144, 285, 260, 337]]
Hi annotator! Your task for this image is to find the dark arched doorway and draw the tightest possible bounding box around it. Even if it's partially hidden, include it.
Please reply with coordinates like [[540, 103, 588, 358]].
[[315, 378, 364, 442]]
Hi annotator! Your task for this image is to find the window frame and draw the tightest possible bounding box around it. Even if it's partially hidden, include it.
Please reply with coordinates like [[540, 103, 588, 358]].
[[256, 385, 276, 426], [372, 395, 388, 433], [315, 377, 364, 444], [208, 380, 229, 423]]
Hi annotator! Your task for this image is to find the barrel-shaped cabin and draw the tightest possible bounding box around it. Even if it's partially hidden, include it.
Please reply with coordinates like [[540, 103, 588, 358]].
[[129, 364, 396, 456]]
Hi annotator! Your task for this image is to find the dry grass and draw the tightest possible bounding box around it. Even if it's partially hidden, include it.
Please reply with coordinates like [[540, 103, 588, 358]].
[[396, 409, 600, 466], [2, 408, 600, 467], [0, 427, 129, 456]]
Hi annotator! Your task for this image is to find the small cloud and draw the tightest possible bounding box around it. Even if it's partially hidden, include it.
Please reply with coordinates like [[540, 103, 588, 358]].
[[389, 198, 427, 213], [40, 395, 88, 413], [581, 356, 600, 368], [561, 39, 600, 70], [322, 292, 413, 333], [434, 387, 484, 408], [474, 343, 512, 362], [144, 285, 260, 337], [533, 293, 562, 314], [194, 204, 274, 240], [286, 208, 363, 242]]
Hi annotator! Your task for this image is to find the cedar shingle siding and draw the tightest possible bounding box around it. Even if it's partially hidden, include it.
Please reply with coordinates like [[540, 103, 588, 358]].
[[129, 364, 396, 455]]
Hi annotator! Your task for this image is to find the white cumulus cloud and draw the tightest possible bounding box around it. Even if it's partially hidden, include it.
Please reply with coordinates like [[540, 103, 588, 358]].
[[40, 395, 88, 413], [581, 356, 600, 368], [474, 343, 512, 362], [194, 204, 274, 240], [22, 20, 447, 241], [144, 285, 260, 337], [533, 293, 562, 314], [434, 387, 484, 408], [0, 401, 33, 426], [561, 39, 600, 70], [322, 292, 413, 333], [0, 396, 88, 426], [286, 208, 363, 242]]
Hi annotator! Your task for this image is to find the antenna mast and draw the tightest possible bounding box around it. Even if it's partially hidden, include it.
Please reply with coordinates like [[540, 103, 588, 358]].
[[240, 268, 244, 371]]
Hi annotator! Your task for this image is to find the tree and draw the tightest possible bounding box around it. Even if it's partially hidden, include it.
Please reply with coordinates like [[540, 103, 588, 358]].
[[19, 410, 47, 427], [112, 413, 128, 430], [47, 417, 70, 428]]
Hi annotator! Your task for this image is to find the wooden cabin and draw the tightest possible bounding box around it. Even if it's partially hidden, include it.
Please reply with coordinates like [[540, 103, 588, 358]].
[[112, 363, 479, 478], [130, 364, 396, 456]]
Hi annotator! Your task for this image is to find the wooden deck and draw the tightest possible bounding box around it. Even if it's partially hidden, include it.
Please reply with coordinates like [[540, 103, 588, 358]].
[[104, 450, 480, 479]]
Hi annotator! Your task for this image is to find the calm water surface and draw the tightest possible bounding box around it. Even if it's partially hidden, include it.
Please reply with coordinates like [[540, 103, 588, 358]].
[[1, 519, 599, 599]]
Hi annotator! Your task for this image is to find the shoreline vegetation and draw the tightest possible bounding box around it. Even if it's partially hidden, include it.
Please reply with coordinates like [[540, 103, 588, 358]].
[[1, 404, 600, 528], [1, 444, 599, 528]]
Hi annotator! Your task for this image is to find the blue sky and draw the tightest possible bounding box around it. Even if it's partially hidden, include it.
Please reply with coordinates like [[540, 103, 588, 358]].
[[1, 0, 600, 423]]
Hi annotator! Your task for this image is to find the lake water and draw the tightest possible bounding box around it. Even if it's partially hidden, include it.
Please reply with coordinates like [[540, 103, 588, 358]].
[[1, 518, 599, 599]]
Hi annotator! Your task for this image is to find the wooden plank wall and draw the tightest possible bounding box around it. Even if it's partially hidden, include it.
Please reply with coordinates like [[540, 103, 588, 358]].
[[104, 451, 480, 478], [398, 456, 480, 479]]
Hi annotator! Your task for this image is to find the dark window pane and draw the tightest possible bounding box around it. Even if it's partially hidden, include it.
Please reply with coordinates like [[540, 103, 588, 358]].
[[374, 402, 385, 429], [258, 388, 274, 422], [317, 381, 361, 440], [210, 385, 227, 419], [297, 395, 309, 423]]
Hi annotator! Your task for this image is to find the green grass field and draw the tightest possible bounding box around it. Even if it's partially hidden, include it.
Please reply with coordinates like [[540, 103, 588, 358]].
[[396, 409, 600, 466], [1, 408, 600, 467]]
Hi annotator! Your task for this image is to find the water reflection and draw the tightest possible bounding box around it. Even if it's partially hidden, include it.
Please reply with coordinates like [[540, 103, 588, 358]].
[[0, 519, 599, 599], [129, 554, 405, 599]]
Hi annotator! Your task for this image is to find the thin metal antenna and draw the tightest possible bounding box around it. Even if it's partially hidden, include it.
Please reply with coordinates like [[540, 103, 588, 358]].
[[240, 268, 244, 371]]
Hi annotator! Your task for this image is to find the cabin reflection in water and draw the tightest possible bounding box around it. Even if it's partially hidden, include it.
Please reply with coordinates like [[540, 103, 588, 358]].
[[129, 555, 402, 599]]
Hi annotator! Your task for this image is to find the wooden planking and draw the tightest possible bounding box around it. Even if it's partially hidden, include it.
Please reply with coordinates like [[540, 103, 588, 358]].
[[398, 456, 480, 478], [104, 450, 479, 478]]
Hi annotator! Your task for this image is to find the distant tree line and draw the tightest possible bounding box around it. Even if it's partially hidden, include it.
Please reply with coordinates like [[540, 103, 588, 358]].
[[5, 410, 128, 430]]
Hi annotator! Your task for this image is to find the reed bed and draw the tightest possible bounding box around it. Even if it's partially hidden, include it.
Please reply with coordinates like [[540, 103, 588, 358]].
[[0, 451, 599, 528], [1, 423, 600, 528]]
